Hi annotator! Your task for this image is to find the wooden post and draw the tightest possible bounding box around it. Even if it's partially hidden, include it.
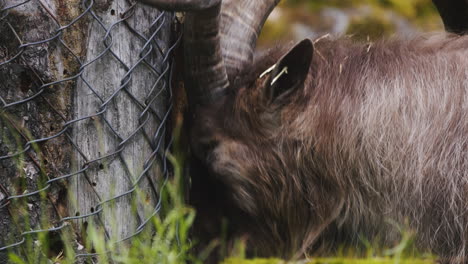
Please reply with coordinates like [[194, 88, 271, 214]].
[[0, 0, 172, 259], [70, 1, 172, 241]]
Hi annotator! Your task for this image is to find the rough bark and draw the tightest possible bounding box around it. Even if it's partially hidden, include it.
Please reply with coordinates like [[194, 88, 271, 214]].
[[0, 0, 85, 261], [0, 0, 171, 261]]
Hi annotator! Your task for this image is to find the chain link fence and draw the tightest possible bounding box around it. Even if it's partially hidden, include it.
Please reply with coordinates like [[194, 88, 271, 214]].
[[0, 0, 180, 260]]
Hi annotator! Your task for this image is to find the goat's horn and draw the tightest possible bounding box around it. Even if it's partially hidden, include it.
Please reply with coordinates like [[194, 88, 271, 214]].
[[139, 0, 229, 105], [184, 5, 230, 105], [220, 0, 281, 78]]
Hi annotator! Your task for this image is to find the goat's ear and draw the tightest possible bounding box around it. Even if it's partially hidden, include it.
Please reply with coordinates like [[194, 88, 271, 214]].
[[266, 39, 313, 104]]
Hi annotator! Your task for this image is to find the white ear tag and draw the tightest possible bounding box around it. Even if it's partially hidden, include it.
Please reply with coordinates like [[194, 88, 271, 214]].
[[259, 64, 276, 78], [270, 66, 288, 85]]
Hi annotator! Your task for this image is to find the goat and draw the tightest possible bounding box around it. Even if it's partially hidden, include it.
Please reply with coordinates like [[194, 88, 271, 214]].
[[139, 0, 468, 262]]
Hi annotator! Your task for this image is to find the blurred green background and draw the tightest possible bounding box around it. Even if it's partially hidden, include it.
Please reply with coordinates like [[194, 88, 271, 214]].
[[259, 0, 444, 46]]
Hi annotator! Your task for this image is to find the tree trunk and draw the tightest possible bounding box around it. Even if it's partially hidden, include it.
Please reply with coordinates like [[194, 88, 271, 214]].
[[0, 0, 172, 261]]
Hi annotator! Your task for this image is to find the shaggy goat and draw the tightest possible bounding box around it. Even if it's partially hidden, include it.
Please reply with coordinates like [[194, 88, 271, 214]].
[[140, 0, 468, 262]]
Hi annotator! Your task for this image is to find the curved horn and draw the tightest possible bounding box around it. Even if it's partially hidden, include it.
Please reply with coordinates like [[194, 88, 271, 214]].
[[184, 5, 230, 105], [220, 0, 281, 78], [432, 0, 468, 34], [138, 0, 281, 103], [139, 0, 229, 105]]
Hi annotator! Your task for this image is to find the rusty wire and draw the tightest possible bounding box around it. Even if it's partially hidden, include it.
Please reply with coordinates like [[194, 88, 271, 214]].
[[0, 0, 180, 259]]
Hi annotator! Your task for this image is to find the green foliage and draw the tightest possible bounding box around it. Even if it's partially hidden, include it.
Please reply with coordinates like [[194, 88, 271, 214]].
[[6, 137, 199, 264], [283, 0, 437, 20], [5, 115, 436, 264], [260, 0, 441, 45], [223, 258, 435, 264], [346, 10, 396, 41]]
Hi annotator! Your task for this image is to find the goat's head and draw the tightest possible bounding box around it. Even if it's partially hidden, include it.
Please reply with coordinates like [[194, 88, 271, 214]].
[[137, 0, 321, 256], [139, 0, 315, 212], [138, 0, 468, 260]]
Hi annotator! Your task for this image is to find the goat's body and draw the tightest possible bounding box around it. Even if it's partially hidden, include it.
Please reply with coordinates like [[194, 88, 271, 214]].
[[207, 34, 468, 259], [310, 34, 468, 257], [140, 0, 468, 261]]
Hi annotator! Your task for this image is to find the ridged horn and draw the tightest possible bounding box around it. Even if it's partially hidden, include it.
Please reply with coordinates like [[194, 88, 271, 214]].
[[139, 0, 229, 105], [138, 0, 281, 104], [220, 0, 281, 78]]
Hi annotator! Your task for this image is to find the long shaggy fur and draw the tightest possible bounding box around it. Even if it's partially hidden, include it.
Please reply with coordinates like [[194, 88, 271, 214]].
[[189, 33, 468, 262]]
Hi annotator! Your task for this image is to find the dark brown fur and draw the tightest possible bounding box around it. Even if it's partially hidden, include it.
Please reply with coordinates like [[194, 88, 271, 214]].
[[137, 0, 468, 262], [189, 34, 468, 261]]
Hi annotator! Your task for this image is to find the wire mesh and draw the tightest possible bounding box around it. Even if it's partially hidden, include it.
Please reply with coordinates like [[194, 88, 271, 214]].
[[0, 0, 179, 260]]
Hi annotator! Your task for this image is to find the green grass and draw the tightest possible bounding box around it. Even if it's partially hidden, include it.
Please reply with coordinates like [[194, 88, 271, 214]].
[[6, 153, 199, 264], [5, 149, 437, 264], [4, 125, 436, 263]]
